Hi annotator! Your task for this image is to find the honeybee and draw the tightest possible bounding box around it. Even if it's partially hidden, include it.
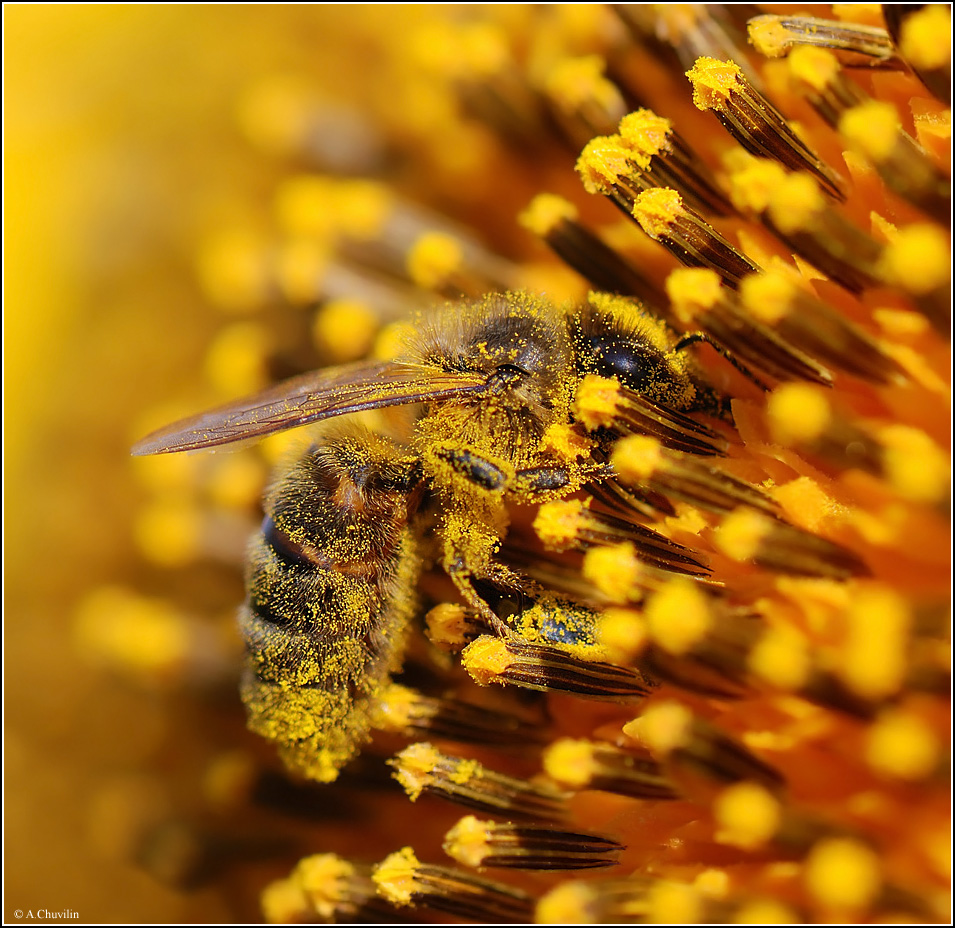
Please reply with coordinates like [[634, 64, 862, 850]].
[[134, 291, 727, 782]]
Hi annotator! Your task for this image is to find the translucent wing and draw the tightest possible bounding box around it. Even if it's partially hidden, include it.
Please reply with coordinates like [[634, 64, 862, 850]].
[[132, 360, 488, 455]]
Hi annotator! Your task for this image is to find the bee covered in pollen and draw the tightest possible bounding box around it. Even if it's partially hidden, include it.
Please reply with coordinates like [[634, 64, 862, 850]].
[[133, 289, 739, 781]]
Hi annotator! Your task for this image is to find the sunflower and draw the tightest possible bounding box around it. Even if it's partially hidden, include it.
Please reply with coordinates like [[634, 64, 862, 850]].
[[7, 4, 949, 924]]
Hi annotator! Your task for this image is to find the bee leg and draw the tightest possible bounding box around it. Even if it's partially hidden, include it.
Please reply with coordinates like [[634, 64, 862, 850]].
[[512, 461, 613, 498], [671, 332, 772, 392]]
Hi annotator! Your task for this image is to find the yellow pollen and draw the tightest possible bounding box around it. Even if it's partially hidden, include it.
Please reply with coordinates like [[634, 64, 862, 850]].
[[461, 636, 513, 684], [739, 270, 795, 324], [714, 781, 782, 850], [715, 509, 771, 563], [804, 838, 882, 910], [648, 881, 702, 925], [839, 101, 900, 163], [597, 607, 648, 663], [618, 108, 673, 158], [406, 231, 464, 289], [534, 498, 587, 550], [900, 5, 952, 70], [576, 136, 633, 193], [295, 854, 355, 918], [840, 586, 911, 701], [582, 542, 642, 602], [747, 624, 812, 691], [786, 46, 840, 92], [686, 56, 742, 110], [645, 580, 712, 655], [665, 267, 722, 324], [630, 700, 693, 755], [573, 374, 621, 429], [878, 424, 950, 503], [518, 193, 578, 237], [632, 187, 685, 238], [767, 173, 824, 234], [878, 224, 950, 295], [611, 434, 663, 482], [373, 847, 420, 905], [536, 882, 596, 924], [312, 298, 378, 363], [766, 383, 832, 445], [542, 738, 598, 788], [866, 707, 940, 781], [391, 742, 441, 800]]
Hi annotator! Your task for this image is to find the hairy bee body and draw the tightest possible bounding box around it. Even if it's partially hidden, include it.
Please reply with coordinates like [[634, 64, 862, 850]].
[[239, 432, 424, 782], [135, 291, 722, 782]]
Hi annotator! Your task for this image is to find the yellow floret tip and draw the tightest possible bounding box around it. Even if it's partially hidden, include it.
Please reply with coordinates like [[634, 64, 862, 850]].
[[866, 708, 939, 781], [879, 424, 950, 503], [632, 187, 685, 238], [746, 16, 794, 59], [804, 838, 881, 910], [373, 847, 420, 905], [649, 882, 702, 925], [576, 136, 633, 193], [295, 854, 355, 918], [543, 738, 598, 788], [645, 579, 713, 655], [519, 193, 578, 237], [443, 815, 490, 868], [878, 224, 950, 295], [630, 700, 693, 755], [261, 878, 308, 924], [618, 108, 673, 159], [462, 636, 513, 684], [611, 434, 663, 482], [687, 56, 742, 110], [739, 270, 795, 324], [534, 498, 587, 551], [312, 298, 378, 362], [716, 509, 771, 563], [536, 881, 596, 924], [728, 158, 788, 214], [714, 782, 781, 850], [582, 542, 642, 601], [406, 231, 464, 289], [786, 46, 840, 92], [767, 383, 832, 445], [735, 899, 799, 924], [597, 607, 648, 662], [665, 267, 721, 324], [767, 173, 824, 234], [573, 374, 621, 429], [545, 54, 620, 113], [841, 586, 910, 701], [900, 5, 952, 70], [839, 101, 899, 163], [747, 624, 811, 691]]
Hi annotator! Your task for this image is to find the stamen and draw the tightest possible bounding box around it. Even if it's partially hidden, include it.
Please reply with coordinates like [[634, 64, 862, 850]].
[[543, 54, 628, 142], [425, 602, 486, 652], [738, 271, 903, 384], [444, 815, 624, 871], [687, 56, 845, 200], [666, 267, 834, 385], [373, 846, 535, 923], [715, 509, 868, 579], [631, 187, 761, 287], [573, 374, 729, 456], [626, 700, 786, 797], [839, 101, 951, 224], [883, 4, 952, 104], [462, 635, 655, 701], [747, 14, 899, 68], [543, 737, 680, 800], [533, 497, 711, 577], [389, 742, 569, 821], [617, 109, 735, 215], [728, 159, 886, 294], [370, 683, 547, 747], [518, 193, 670, 313]]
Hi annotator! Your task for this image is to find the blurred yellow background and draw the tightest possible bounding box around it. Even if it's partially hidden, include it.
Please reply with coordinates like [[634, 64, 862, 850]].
[[5, 6, 423, 921]]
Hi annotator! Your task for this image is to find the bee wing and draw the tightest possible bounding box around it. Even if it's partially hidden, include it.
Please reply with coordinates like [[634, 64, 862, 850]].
[[132, 360, 488, 455]]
